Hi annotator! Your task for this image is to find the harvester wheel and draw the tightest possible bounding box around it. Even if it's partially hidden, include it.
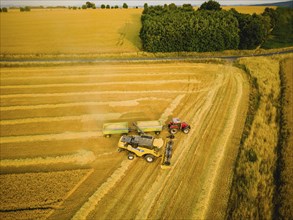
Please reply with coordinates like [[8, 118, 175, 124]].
[[170, 128, 178, 134], [128, 153, 135, 160], [145, 154, 155, 163], [183, 128, 190, 134]]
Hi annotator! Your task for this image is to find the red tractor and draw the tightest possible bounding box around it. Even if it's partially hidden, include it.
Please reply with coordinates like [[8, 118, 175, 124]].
[[168, 118, 191, 134]]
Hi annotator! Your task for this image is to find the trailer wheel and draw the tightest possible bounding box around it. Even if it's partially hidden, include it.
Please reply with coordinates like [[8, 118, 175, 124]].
[[183, 128, 190, 134], [145, 154, 155, 163], [155, 131, 160, 135], [170, 128, 178, 134], [105, 134, 111, 138], [128, 153, 135, 160]]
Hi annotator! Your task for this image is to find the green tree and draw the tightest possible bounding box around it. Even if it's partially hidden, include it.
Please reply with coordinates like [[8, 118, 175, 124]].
[[2, 7, 8, 12], [181, 4, 193, 12], [82, 4, 87, 9], [168, 3, 177, 11], [101, 4, 105, 9], [262, 7, 279, 29], [232, 11, 270, 49], [123, 3, 128, 9], [199, 0, 221, 11], [86, 1, 95, 8], [20, 6, 30, 12], [106, 5, 110, 9]]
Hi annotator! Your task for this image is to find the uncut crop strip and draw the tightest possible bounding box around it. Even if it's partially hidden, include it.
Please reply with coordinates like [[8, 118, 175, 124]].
[[0, 169, 93, 211], [0, 90, 203, 99], [0, 131, 103, 144], [0, 97, 172, 111], [0, 80, 200, 89], [0, 150, 95, 167], [0, 113, 124, 125]]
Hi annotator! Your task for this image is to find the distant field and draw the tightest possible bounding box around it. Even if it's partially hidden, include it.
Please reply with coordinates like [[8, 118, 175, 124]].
[[0, 6, 274, 55], [0, 9, 142, 54], [222, 6, 276, 14]]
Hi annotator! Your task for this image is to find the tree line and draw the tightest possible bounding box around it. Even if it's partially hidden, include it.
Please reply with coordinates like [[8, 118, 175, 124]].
[[140, 0, 283, 52]]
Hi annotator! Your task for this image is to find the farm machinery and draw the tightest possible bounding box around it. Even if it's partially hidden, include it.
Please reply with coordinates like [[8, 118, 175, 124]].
[[168, 118, 191, 134], [102, 118, 190, 167], [117, 123, 174, 167], [102, 120, 163, 138]]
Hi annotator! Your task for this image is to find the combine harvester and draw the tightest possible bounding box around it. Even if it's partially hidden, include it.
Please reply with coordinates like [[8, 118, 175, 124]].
[[117, 123, 173, 168]]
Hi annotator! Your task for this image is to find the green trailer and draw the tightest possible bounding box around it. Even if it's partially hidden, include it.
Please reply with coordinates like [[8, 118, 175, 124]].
[[102, 122, 129, 138], [135, 120, 163, 135]]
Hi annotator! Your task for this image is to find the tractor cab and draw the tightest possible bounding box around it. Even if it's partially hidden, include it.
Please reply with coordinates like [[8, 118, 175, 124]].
[[168, 118, 191, 134]]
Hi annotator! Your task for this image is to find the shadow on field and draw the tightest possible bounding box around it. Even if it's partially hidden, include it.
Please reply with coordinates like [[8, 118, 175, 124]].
[[117, 13, 142, 50]]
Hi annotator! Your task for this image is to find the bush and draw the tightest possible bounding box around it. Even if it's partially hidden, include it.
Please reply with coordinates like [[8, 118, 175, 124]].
[[123, 3, 128, 9], [20, 6, 30, 12], [85, 1, 95, 9], [1, 7, 8, 12], [198, 0, 222, 11], [101, 4, 105, 9]]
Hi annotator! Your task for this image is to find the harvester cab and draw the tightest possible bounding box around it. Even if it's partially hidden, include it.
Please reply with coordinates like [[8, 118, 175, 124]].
[[168, 118, 191, 134]]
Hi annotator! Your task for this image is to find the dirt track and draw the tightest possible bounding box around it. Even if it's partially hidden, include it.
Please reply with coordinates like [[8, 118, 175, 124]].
[[0, 62, 248, 219]]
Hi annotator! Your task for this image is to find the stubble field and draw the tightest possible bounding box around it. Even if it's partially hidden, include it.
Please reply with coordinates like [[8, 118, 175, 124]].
[[0, 62, 249, 219]]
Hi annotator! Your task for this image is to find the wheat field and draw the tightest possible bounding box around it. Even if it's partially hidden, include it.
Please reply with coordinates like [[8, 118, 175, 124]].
[[0, 9, 142, 54], [0, 62, 249, 219]]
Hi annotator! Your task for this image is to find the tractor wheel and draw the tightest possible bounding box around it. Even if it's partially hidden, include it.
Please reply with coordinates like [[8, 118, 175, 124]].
[[128, 153, 135, 160], [183, 128, 190, 134], [145, 154, 155, 163], [170, 128, 178, 134]]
